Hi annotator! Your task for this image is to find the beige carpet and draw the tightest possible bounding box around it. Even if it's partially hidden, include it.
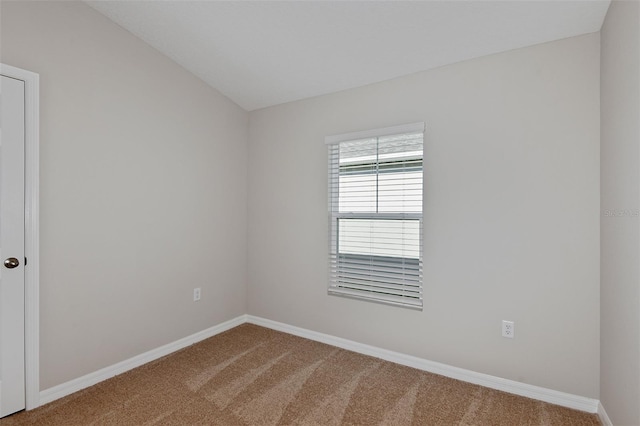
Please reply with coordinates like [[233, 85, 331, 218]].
[[3, 324, 600, 425]]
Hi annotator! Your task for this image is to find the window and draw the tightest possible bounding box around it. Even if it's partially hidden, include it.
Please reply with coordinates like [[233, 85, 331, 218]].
[[327, 122, 424, 309]]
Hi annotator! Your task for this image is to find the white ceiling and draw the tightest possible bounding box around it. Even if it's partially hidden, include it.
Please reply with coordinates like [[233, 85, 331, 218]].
[[86, 1, 611, 111]]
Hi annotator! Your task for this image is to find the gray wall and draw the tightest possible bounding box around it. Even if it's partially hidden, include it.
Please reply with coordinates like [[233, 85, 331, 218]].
[[600, 1, 640, 424], [248, 34, 601, 398], [0, 1, 249, 389]]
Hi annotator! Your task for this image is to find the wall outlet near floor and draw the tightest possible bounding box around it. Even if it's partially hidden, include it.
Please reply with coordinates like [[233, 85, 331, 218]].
[[193, 287, 201, 301], [502, 320, 514, 338]]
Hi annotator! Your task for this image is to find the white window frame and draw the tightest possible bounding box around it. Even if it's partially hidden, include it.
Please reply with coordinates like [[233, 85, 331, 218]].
[[326, 122, 425, 309]]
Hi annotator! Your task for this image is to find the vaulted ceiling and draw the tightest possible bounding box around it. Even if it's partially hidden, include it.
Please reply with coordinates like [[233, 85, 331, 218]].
[[87, 1, 611, 111]]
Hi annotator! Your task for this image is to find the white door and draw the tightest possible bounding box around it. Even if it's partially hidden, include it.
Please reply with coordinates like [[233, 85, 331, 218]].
[[0, 74, 26, 417]]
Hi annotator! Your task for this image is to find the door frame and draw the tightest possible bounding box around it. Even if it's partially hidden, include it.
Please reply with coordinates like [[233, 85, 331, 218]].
[[0, 63, 40, 410]]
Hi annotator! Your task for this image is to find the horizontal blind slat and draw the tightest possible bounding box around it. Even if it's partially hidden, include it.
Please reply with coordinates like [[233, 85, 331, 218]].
[[330, 269, 422, 282], [330, 256, 422, 273], [328, 287, 423, 308], [332, 283, 421, 298], [333, 277, 421, 290]]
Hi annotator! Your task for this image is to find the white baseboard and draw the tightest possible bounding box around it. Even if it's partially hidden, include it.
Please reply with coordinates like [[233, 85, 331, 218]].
[[246, 315, 600, 414], [39, 315, 247, 406], [37, 313, 601, 417], [597, 401, 613, 426]]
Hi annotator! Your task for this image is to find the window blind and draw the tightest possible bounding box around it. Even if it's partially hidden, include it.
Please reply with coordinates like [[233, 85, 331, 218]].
[[327, 123, 424, 309]]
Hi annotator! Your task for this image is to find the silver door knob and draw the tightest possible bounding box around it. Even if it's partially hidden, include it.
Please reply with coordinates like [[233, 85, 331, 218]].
[[4, 257, 19, 269]]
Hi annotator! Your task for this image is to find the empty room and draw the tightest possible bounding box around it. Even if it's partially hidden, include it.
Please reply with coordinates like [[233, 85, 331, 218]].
[[0, 0, 638, 425]]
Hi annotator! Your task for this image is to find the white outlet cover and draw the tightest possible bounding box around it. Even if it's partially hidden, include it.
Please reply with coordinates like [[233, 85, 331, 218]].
[[502, 320, 514, 338]]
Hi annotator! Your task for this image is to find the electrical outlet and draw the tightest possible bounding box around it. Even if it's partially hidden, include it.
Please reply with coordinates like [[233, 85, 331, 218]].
[[193, 287, 201, 301], [502, 320, 514, 338]]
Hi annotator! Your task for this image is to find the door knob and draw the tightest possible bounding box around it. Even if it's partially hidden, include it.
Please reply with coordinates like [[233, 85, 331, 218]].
[[4, 257, 19, 269]]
